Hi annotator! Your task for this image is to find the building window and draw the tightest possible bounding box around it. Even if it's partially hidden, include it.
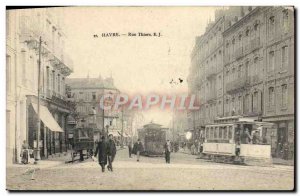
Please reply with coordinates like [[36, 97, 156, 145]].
[[218, 75, 222, 90], [246, 29, 250, 37], [253, 91, 258, 112], [226, 70, 229, 84], [218, 101, 222, 115], [6, 55, 11, 93], [232, 67, 236, 80], [46, 67, 50, 92], [238, 64, 243, 78], [57, 74, 60, 94], [62, 77, 65, 96], [281, 46, 288, 69], [226, 99, 229, 115], [268, 51, 275, 72], [79, 92, 84, 100], [238, 96, 242, 114], [245, 61, 250, 77], [52, 70, 55, 93], [281, 84, 287, 107], [253, 57, 258, 76], [231, 97, 235, 115], [283, 9, 289, 33], [254, 22, 260, 38], [6, 11, 10, 38], [268, 87, 275, 107], [269, 16, 275, 37], [21, 51, 27, 85], [92, 92, 96, 100], [244, 94, 249, 113], [254, 23, 259, 31]]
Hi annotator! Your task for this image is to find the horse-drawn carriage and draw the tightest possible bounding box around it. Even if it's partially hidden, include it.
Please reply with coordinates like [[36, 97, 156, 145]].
[[69, 127, 96, 162]]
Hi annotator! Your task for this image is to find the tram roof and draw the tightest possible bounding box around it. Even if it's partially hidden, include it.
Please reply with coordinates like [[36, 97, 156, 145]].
[[205, 120, 275, 127]]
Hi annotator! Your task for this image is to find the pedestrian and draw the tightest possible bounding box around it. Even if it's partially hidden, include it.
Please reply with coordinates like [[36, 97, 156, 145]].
[[107, 134, 117, 171], [252, 131, 261, 144], [94, 136, 108, 172], [133, 139, 143, 162], [164, 140, 171, 164], [21, 140, 29, 164], [128, 141, 133, 158]]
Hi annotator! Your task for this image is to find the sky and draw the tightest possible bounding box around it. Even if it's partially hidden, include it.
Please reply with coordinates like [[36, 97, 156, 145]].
[[60, 7, 217, 126]]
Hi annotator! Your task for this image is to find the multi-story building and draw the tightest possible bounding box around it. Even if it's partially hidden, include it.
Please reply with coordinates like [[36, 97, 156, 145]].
[[6, 8, 74, 164], [223, 7, 265, 119], [188, 6, 294, 159], [262, 7, 295, 158], [188, 8, 241, 131], [66, 76, 120, 141], [66, 76, 142, 145]]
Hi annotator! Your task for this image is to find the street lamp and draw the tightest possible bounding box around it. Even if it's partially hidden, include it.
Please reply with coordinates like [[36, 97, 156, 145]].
[[105, 124, 110, 138], [34, 36, 42, 164]]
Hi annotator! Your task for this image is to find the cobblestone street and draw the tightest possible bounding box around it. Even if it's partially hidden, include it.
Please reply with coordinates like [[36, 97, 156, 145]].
[[7, 148, 294, 190]]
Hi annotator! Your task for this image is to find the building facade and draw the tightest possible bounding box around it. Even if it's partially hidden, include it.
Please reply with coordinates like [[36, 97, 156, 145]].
[[66, 76, 120, 140], [188, 6, 294, 159], [262, 7, 295, 159], [6, 8, 73, 164], [66, 76, 141, 145]]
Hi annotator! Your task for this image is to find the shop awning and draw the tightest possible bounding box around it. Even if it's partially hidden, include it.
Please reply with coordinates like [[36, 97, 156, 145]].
[[31, 103, 63, 132]]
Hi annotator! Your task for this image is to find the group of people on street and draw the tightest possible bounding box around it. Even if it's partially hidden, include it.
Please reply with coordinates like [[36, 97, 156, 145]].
[[94, 134, 117, 172], [94, 136, 175, 172], [240, 127, 268, 145], [127, 139, 173, 164]]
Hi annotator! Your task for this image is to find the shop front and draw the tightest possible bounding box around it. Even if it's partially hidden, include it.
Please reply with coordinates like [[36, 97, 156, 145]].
[[263, 115, 294, 160]]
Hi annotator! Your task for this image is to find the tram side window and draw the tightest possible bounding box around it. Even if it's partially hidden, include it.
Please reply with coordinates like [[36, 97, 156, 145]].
[[228, 126, 233, 140], [213, 127, 218, 139], [223, 127, 228, 139], [205, 128, 209, 139], [218, 127, 222, 139], [210, 128, 214, 139]]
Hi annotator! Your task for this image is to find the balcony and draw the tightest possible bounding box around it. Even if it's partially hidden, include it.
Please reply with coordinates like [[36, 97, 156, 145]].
[[19, 15, 73, 76], [226, 76, 251, 94]]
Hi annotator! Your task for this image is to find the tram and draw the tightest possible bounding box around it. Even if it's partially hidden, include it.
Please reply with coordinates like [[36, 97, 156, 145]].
[[138, 122, 167, 156], [201, 116, 274, 165]]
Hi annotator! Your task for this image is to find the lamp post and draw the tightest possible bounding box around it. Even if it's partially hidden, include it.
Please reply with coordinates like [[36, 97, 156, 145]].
[[106, 124, 109, 136], [34, 36, 42, 164], [121, 107, 124, 148]]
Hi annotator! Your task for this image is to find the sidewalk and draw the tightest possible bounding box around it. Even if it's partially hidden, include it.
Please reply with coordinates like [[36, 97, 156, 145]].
[[272, 158, 294, 166]]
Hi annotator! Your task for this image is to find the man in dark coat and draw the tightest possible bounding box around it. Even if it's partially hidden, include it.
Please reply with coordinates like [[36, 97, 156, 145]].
[[128, 141, 133, 158], [107, 134, 117, 171], [94, 136, 108, 172], [133, 139, 143, 162], [164, 140, 171, 164]]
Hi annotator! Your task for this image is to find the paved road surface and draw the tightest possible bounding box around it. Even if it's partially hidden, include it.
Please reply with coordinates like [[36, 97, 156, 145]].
[[6, 148, 294, 190]]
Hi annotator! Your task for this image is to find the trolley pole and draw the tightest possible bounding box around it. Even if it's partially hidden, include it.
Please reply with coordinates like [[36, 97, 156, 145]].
[[35, 36, 42, 163], [121, 106, 124, 148]]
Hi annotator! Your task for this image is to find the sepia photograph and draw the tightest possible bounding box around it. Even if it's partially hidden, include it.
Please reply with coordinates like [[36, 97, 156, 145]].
[[5, 6, 295, 191]]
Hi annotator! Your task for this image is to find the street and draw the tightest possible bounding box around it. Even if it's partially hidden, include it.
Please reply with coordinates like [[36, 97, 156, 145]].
[[7, 148, 294, 190]]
